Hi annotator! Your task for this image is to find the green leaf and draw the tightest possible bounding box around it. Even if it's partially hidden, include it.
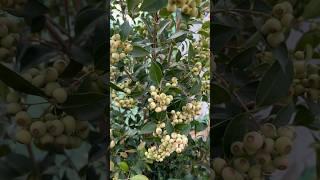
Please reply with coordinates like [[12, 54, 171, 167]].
[[189, 77, 201, 94], [294, 105, 315, 128], [149, 61, 163, 85], [273, 103, 295, 126], [127, 0, 142, 13], [168, 31, 188, 40], [165, 119, 174, 134], [256, 61, 293, 106], [140, 122, 157, 134], [110, 82, 125, 92], [157, 20, 172, 37], [0, 63, 45, 96], [229, 47, 257, 69], [272, 43, 290, 73], [62, 92, 107, 107], [223, 113, 250, 157], [295, 31, 320, 51], [120, 21, 133, 40], [213, 23, 238, 53], [74, 7, 105, 37], [118, 161, 129, 172], [212, 83, 231, 104], [131, 174, 149, 180], [140, 0, 167, 12], [130, 46, 149, 58], [303, 0, 320, 19], [175, 124, 191, 135]]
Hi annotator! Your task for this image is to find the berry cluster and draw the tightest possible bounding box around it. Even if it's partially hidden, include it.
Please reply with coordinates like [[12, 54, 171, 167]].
[[191, 62, 202, 76], [166, 0, 200, 17], [148, 86, 173, 113], [213, 123, 295, 180], [153, 122, 167, 137], [170, 101, 201, 125], [165, 77, 178, 87], [201, 76, 210, 95], [256, 51, 274, 64], [261, 1, 293, 47], [145, 132, 188, 162], [0, 0, 27, 11], [110, 34, 133, 64], [21, 56, 69, 103], [15, 113, 89, 149], [0, 17, 21, 63], [111, 80, 136, 109]]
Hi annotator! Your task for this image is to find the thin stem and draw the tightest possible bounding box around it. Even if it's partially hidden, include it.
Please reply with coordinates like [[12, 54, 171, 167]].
[[167, 43, 173, 65], [124, 68, 134, 82], [63, 0, 71, 36], [45, 19, 68, 52], [26, 144, 40, 179]]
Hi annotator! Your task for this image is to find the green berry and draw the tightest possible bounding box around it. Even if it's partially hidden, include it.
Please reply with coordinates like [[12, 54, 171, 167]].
[[47, 119, 64, 136], [61, 115, 76, 135], [16, 129, 32, 144], [274, 136, 293, 155], [233, 157, 250, 173], [6, 91, 20, 103], [44, 82, 61, 96], [267, 32, 285, 47], [52, 88, 67, 103], [45, 67, 59, 82], [15, 111, 31, 127], [212, 158, 227, 174], [260, 123, 277, 138], [262, 18, 282, 34], [40, 133, 54, 145], [6, 102, 22, 114], [30, 121, 46, 138], [55, 134, 68, 147]]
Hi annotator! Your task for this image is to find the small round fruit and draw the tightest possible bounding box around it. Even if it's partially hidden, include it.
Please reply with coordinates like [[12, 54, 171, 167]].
[[308, 74, 320, 88], [28, 68, 40, 77], [6, 91, 20, 103], [255, 152, 271, 165], [61, 115, 76, 135], [308, 88, 319, 101], [40, 133, 54, 145], [267, 32, 285, 47], [0, 48, 9, 60], [281, 13, 294, 27], [272, 3, 287, 18], [181, 4, 191, 14], [294, 51, 304, 60], [6, 102, 22, 114], [243, 131, 264, 151], [221, 167, 242, 180], [294, 84, 305, 96], [1, 34, 15, 48], [275, 136, 293, 155], [233, 158, 250, 173], [16, 129, 32, 144], [44, 113, 56, 121], [15, 111, 31, 127], [47, 119, 64, 136], [262, 138, 274, 153], [277, 126, 295, 139], [262, 18, 282, 34], [45, 67, 58, 82], [191, 7, 198, 17], [294, 61, 305, 75], [31, 75, 45, 88], [55, 134, 68, 147], [53, 60, 67, 74], [260, 123, 277, 138], [44, 82, 61, 96], [248, 165, 262, 178], [273, 156, 289, 170], [30, 121, 46, 137], [212, 158, 227, 174], [230, 141, 245, 156], [262, 161, 275, 174], [52, 88, 68, 103]]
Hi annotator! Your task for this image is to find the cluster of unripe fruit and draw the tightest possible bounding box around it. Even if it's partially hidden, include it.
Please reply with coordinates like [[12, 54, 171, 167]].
[[261, 1, 293, 47], [213, 123, 295, 180], [0, 16, 21, 63], [148, 86, 173, 113], [110, 66, 119, 81], [0, 0, 27, 11], [165, 77, 178, 87], [111, 80, 136, 109], [145, 132, 188, 162], [15, 112, 89, 149], [170, 101, 201, 125], [153, 122, 167, 137], [292, 51, 320, 101], [201, 75, 210, 95], [21, 57, 69, 104], [110, 34, 133, 64], [191, 62, 202, 76], [166, 0, 200, 17]]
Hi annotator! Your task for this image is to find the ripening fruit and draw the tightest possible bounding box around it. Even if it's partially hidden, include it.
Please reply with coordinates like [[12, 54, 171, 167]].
[[272, 2, 291, 18], [277, 126, 295, 139], [30, 121, 46, 138], [308, 88, 319, 101], [6, 91, 20, 103], [233, 158, 250, 173], [230, 141, 245, 156], [294, 51, 304, 60], [273, 156, 289, 170], [45, 67, 59, 82], [309, 74, 320, 88], [176, 0, 186, 7], [15, 111, 31, 127], [32, 74, 45, 87], [262, 138, 274, 153], [182, 4, 191, 14], [248, 165, 262, 178], [0, 24, 8, 38], [243, 131, 264, 152], [27, 68, 40, 77], [16, 129, 32, 144], [260, 123, 277, 138], [47, 120, 64, 136], [44, 82, 61, 96], [191, 7, 198, 17], [274, 136, 293, 155], [55, 134, 68, 147], [212, 158, 227, 174], [262, 18, 282, 34], [255, 152, 271, 165], [167, 4, 176, 13], [267, 32, 285, 47], [61, 115, 76, 135], [1, 34, 15, 48], [40, 133, 54, 145], [294, 84, 305, 96], [221, 167, 242, 180], [281, 13, 294, 27], [52, 88, 68, 103], [53, 60, 67, 74], [44, 113, 56, 121], [6, 102, 22, 114]]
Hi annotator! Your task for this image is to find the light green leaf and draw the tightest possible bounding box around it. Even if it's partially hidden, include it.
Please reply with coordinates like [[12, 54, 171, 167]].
[[149, 61, 163, 85], [140, 122, 157, 134]]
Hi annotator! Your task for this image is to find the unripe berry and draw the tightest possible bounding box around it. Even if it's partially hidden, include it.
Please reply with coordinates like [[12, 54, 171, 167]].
[[212, 158, 227, 174], [176, 0, 186, 7], [61, 115, 76, 135], [221, 167, 242, 180], [255, 152, 271, 165], [294, 61, 305, 75], [55, 134, 68, 147], [52, 88, 68, 103], [262, 18, 282, 34], [47, 120, 64, 136], [16, 129, 32, 144], [40, 133, 54, 145], [191, 7, 198, 17], [274, 136, 293, 155], [30, 121, 46, 137], [281, 13, 294, 27], [6, 91, 19, 103], [182, 5, 190, 14], [15, 111, 31, 127], [308, 88, 319, 101], [155, 107, 162, 112], [0, 24, 8, 38], [262, 161, 275, 174], [1, 34, 15, 48], [233, 158, 250, 173], [31, 75, 45, 87], [44, 113, 56, 121], [273, 156, 289, 170], [248, 165, 262, 178], [44, 82, 61, 96], [262, 138, 274, 153], [53, 60, 67, 74], [27, 68, 40, 77], [267, 32, 285, 48], [281, 1, 293, 14], [309, 74, 320, 88], [243, 131, 264, 152], [272, 3, 288, 18], [294, 84, 305, 96], [6, 102, 22, 114], [277, 126, 295, 139], [260, 123, 277, 138], [294, 51, 304, 60], [230, 141, 245, 156], [110, 140, 115, 148], [45, 67, 59, 82]]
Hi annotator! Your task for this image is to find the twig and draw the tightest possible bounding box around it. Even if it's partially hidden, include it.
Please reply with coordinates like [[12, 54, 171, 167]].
[[63, 0, 71, 36], [167, 43, 173, 65], [124, 68, 134, 82], [45, 19, 68, 52]]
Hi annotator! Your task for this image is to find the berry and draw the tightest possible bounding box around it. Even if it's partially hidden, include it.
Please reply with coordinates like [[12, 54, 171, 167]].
[[1, 34, 15, 48], [294, 51, 304, 60], [44, 113, 56, 121], [45, 67, 59, 82], [55, 134, 68, 147], [221, 167, 242, 180], [267, 32, 285, 47], [27, 68, 40, 77], [6, 91, 19, 103], [52, 88, 68, 103], [78, 128, 90, 139], [53, 60, 67, 74], [255, 152, 271, 165], [294, 84, 305, 96], [61, 115, 76, 135], [31, 75, 45, 88], [44, 82, 61, 96], [248, 165, 262, 178], [230, 141, 245, 156], [262, 18, 282, 34], [233, 158, 250, 173], [243, 131, 264, 152], [277, 126, 295, 139], [167, 4, 176, 13], [294, 61, 305, 75], [274, 136, 292, 155], [260, 123, 277, 138], [16, 129, 32, 144], [273, 156, 289, 170], [110, 140, 116, 148], [262, 161, 275, 174], [281, 13, 294, 27], [15, 111, 31, 127], [6, 102, 22, 114], [47, 119, 64, 136], [309, 74, 320, 88], [30, 121, 46, 137], [262, 138, 274, 153], [40, 133, 54, 145], [0, 48, 9, 60], [212, 158, 227, 174]]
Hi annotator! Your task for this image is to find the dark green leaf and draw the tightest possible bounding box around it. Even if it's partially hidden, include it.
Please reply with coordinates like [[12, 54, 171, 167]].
[[74, 7, 105, 36], [212, 23, 238, 53], [130, 46, 150, 58], [212, 83, 231, 104], [273, 103, 295, 126], [140, 0, 167, 12], [303, 0, 320, 19], [175, 124, 191, 135], [272, 43, 290, 73], [149, 61, 163, 85], [140, 122, 157, 134], [229, 47, 257, 69], [120, 21, 133, 40], [295, 30, 320, 51]]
